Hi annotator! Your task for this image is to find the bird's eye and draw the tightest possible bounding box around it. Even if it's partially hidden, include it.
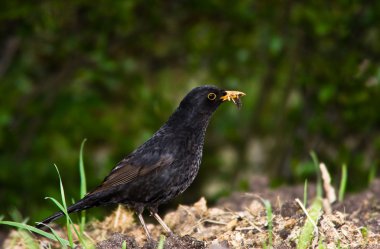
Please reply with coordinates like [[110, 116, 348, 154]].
[[207, 93, 217, 100]]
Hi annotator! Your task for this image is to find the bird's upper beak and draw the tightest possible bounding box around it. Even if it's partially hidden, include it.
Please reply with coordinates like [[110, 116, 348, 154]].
[[220, 90, 246, 109]]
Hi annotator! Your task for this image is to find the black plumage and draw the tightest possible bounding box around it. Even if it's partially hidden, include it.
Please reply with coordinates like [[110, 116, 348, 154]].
[[36, 85, 245, 238]]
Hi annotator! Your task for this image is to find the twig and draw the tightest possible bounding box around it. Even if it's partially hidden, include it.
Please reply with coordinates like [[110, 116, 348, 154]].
[[295, 198, 318, 235], [235, 226, 261, 231], [202, 219, 228, 225], [319, 163, 336, 214]]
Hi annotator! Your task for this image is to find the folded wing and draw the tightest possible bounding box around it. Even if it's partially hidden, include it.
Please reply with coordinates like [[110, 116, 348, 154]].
[[89, 153, 174, 194]]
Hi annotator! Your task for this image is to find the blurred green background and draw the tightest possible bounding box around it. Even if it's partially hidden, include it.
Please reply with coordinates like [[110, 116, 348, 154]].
[[1, 1, 380, 222]]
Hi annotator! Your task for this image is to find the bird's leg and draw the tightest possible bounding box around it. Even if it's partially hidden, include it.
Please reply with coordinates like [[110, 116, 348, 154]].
[[149, 209, 172, 234], [137, 212, 152, 239]]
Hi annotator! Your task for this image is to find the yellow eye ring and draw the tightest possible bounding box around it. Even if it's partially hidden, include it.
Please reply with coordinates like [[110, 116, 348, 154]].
[[208, 93, 217, 100]]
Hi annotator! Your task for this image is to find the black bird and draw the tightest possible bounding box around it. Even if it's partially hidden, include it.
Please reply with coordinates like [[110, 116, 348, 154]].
[[36, 85, 245, 238]]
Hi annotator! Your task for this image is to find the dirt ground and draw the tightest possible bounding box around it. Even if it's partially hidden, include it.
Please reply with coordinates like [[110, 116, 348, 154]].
[[3, 177, 380, 248]]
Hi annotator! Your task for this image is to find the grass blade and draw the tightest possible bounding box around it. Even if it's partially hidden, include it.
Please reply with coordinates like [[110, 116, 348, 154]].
[[122, 240, 127, 249], [303, 179, 308, 207], [45, 224, 71, 248], [0, 221, 70, 247], [318, 237, 327, 249], [296, 198, 322, 249], [20, 230, 40, 249], [310, 151, 322, 198], [263, 199, 273, 248], [79, 139, 87, 199], [45, 198, 87, 247], [53, 164, 73, 247], [338, 164, 347, 202], [157, 235, 166, 249], [79, 139, 87, 233], [45, 197, 66, 213]]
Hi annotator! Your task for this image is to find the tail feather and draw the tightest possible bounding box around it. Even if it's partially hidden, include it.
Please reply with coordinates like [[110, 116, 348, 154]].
[[36, 211, 64, 229], [35, 196, 96, 229]]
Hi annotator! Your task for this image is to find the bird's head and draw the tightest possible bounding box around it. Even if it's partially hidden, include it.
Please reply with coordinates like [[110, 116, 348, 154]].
[[179, 85, 246, 115]]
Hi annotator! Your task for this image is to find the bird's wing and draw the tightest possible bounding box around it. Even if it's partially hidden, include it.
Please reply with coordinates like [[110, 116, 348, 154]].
[[89, 153, 174, 194]]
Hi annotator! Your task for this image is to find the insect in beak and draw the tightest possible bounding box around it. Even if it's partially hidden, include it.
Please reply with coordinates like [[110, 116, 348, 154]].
[[220, 90, 246, 109]]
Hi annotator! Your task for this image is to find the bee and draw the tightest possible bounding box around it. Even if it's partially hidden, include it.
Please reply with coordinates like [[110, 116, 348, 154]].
[[234, 97, 243, 109], [221, 90, 245, 109]]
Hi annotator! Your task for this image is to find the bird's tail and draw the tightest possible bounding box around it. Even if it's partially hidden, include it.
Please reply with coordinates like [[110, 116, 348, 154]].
[[35, 211, 64, 229], [35, 195, 97, 229]]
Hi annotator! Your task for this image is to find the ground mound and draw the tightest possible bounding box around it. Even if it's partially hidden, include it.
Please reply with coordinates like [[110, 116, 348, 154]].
[[4, 177, 380, 248]]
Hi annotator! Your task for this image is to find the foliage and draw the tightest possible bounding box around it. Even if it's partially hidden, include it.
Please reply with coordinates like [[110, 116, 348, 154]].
[[1, 1, 380, 220], [0, 145, 93, 248]]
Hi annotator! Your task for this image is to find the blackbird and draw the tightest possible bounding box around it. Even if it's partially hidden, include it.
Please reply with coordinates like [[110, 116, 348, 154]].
[[36, 85, 245, 238]]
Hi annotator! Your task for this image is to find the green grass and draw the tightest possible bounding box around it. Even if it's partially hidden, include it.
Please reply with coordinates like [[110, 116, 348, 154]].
[[298, 154, 351, 248], [263, 199, 273, 249], [303, 179, 308, 207], [0, 221, 70, 247], [317, 237, 327, 249], [360, 227, 368, 242], [0, 164, 76, 248], [338, 164, 347, 202], [0, 140, 92, 248], [122, 240, 127, 249], [157, 235, 166, 249], [296, 198, 322, 249], [79, 139, 87, 234], [50, 164, 74, 246], [44, 164, 87, 247], [310, 151, 322, 198]]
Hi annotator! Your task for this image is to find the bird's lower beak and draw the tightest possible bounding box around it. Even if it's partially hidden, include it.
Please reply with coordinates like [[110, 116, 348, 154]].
[[220, 90, 246, 109]]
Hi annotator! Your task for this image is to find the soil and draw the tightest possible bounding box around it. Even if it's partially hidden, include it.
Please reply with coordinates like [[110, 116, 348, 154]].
[[3, 177, 380, 249]]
